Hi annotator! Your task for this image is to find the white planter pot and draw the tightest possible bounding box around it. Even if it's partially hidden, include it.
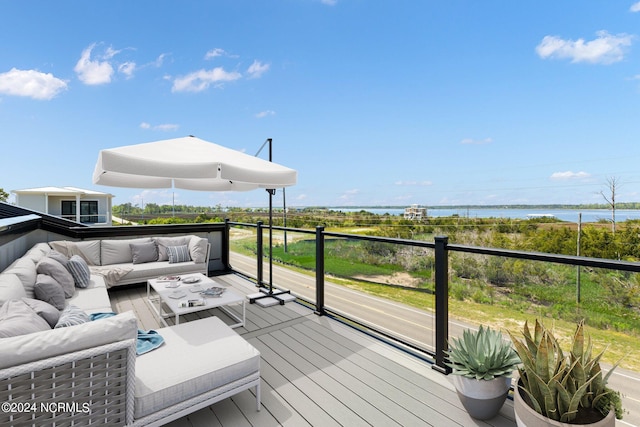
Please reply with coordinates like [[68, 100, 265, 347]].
[[452, 375, 511, 420], [514, 381, 615, 427]]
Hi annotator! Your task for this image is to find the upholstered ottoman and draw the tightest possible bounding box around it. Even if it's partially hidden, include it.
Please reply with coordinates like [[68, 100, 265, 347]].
[[132, 316, 261, 426]]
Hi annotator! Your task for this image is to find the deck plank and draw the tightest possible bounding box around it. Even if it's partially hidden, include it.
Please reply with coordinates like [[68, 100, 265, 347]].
[[265, 328, 407, 427], [277, 325, 448, 426], [250, 336, 349, 427]]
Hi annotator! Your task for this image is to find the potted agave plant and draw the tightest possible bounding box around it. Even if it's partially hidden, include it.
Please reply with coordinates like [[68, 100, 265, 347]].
[[508, 319, 623, 426], [446, 325, 520, 420]]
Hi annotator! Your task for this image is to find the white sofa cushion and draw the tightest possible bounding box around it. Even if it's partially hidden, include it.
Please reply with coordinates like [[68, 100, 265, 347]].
[[101, 238, 152, 266], [0, 273, 27, 306], [4, 258, 38, 298], [0, 311, 138, 370], [27, 242, 52, 259], [134, 316, 260, 419], [103, 260, 204, 285], [66, 275, 112, 315], [49, 240, 101, 266], [188, 237, 209, 263], [23, 243, 51, 264], [0, 299, 51, 338]]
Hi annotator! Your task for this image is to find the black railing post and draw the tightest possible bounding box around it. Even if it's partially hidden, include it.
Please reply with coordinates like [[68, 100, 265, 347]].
[[433, 235, 451, 374], [256, 221, 264, 288], [223, 218, 231, 273], [315, 226, 325, 315]]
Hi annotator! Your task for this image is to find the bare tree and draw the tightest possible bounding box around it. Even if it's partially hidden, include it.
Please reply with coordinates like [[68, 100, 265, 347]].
[[600, 176, 619, 233]]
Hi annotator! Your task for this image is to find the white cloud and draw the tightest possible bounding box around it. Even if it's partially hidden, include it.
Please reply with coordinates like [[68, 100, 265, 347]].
[[0, 68, 68, 100], [550, 171, 591, 180], [204, 48, 239, 59], [74, 43, 115, 85], [154, 53, 169, 67], [172, 67, 242, 92], [321, 0, 337, 5], [255, 110, 276, 118], [631, 2, 640, 12], [460, 137, 493, 145], [205, 48, 226, 59], [394, 180, 433, 186], [155, 123, 179, 131], [118, 61, 136, 78], [536, 31, 633, 64], [247, 60, 270, 79], [140, 122, 179, 131]]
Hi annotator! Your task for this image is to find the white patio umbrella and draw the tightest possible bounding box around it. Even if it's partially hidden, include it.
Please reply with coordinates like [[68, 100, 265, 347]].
[[93, 135, 297, 304], [93, 135, 296, 190]]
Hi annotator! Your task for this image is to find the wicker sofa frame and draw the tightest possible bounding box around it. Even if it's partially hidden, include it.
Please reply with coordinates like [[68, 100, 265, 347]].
[[0, 339, 137, 426]]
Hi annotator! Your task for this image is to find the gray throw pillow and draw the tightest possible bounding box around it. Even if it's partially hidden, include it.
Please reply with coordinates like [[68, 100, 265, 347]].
[[0, 299, 51, 338], [167, 245, 191, 263], [22, 297, 60, 328], [36, 257, 75, 298], [34, 273, 66, 310], [47, 250, 69, 267], [67, 255, 91, 288], [131, 241, 158, 264], [55, 305, 90, 328]]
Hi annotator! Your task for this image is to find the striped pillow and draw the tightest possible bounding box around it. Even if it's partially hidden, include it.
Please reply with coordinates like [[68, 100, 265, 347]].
[[55, 305, 90, 328], [167, 245, 191, 263], [67, 255, 91, 288]]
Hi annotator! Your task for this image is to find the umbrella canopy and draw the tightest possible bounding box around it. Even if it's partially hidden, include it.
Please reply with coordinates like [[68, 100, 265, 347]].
[[93, 136, 297, 191]]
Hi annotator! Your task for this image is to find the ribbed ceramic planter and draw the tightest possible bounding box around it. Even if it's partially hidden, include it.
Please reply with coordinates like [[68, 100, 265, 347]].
[[514, 382, 615, 427], [452, 375, 511, 420]]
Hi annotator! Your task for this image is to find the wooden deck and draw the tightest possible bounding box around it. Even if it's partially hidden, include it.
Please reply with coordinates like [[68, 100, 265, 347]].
[[109, 273, 516, 427]]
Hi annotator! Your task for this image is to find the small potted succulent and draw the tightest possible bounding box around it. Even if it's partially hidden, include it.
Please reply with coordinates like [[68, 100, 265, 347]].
[[508, 319, 623, 426], [446, 325, 520, 420]]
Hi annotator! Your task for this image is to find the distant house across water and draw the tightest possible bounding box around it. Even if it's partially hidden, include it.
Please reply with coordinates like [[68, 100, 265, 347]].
[[12, 186, 114, 226], [404, 204, 427, 220]]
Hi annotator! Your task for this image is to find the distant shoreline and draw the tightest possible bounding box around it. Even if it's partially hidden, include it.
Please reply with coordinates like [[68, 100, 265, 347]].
[[320, 204, 633, 210]]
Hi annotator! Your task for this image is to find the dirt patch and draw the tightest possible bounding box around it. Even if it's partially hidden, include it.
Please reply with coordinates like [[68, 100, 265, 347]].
[[353, 272, 422, 288]]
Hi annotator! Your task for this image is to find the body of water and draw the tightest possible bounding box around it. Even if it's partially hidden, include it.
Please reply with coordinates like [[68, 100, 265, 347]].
[[335, 207, 640, 223]]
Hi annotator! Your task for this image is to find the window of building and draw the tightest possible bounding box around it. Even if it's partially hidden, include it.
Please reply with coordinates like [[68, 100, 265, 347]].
[[61, 200, 99, 223]]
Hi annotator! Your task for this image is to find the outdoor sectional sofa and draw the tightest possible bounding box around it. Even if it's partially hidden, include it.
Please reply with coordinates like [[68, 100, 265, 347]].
[[48, 234, 211, 288], [0, 237, 261, 426]]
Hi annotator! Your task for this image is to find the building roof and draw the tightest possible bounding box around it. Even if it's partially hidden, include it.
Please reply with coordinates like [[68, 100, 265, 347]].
[[0, 201, 90, 229], [12, 186, 113, 197]]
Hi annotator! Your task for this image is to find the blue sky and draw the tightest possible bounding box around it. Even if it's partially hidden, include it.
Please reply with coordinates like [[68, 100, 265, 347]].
[[3, 1, 640, 209]]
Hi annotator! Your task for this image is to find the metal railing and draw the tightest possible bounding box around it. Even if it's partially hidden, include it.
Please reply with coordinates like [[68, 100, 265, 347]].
[[227, 220, 640, 374]]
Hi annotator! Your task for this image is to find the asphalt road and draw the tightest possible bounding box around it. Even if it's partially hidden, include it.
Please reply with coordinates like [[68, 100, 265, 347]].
[[230, 251, 640, 426]]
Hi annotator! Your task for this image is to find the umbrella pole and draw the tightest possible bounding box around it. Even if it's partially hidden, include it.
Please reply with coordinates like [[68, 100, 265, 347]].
[[249, 138, 291, 306], [269, 187, 273, 290]]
